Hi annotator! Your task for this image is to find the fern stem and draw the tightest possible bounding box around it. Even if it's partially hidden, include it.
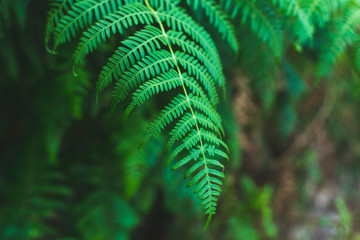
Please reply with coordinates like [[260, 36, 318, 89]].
[[144, 0, 214, 228]]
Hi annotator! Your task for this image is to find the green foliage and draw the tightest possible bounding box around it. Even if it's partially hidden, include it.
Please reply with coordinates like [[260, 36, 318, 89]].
[[226, 176, 277, 240], [230, 0, 284, 57], [334, 197, 352, 239], [317, 6, 360, 76], [185, 0, 238, 52], [46, 0, 234, 225], [3, 0, 360, 238], [44, 0, 360, 230], [0, 0, 31, 27]]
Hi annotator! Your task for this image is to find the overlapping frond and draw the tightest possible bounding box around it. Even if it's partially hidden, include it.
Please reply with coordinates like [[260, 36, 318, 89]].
[[186, 0, 238, 52], [231, 0, 283, 57], [272, 0, 314, 43], [300, 0, 348, 27], [317, 8, 360, 77], [47, 0, 231, 226]]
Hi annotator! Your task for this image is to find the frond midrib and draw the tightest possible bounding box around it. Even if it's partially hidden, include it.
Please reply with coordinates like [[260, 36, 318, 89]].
[[145, 0, 218, 222]]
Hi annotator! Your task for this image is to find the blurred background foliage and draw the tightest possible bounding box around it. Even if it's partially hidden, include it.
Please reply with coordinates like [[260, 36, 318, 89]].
[[1, 0, 360, 239]]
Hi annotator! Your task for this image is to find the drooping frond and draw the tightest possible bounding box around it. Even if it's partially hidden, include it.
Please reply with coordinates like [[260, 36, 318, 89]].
[[317, 8, 360, 77], [46, 0, 231, 226], [96, 26, 225, 97], [186, 0, 238, 52], [46, 0, 77, 49], [271, 0, 314, 43], [72, 4, 223, 75], [300, 0, 348, 27], [232, 0, 283, 57]]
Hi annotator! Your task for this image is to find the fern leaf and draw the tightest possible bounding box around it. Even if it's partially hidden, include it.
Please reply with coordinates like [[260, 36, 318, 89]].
[[112, 50, 175, 104], [46, 0, 76, 51], [73, 3, 155, 65], [123, 70, 182, 119], [97, 26, 166, 94], [144, 94, 190, 140], [317, 8, 360, 77], [176, 51, 219, 105], [301, 0, 348, 27], [233, 0, 283, 57], [98, 27, 225, 99], [188, 95, 223, 130], [47, 0, 231, 225], [186, 0, 238, 52], [111, 47, 219, 106], [167, 30, 225, 87], [165, 111, 223, 154], [157, 8, 223, 70], [53, 0, 124, 50], [50, 0, 178, 50], [272, 0, 314, 43]]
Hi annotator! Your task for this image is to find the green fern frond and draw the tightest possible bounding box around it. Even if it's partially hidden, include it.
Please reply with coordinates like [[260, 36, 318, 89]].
[[52, 0, 124, 50], [96, 26, 166, 94], [186, 0, 238, 52], [146, 94, 194, 137], [123, 70, 182, 119], [233, 0, 283, 57], [317, 8, 360, 77], [157, 7, 223, 69], [176, 52, 219, 104], [97, 26, 225, 98], [112, 49, 175, 104], [46, 0, 76, 50], [73, 3, 155, 65], [272, 0, 314, 43], [167, 30, 225, 88], [164, 111, 224, 154], [48, 0, 179, 51], [47, 0, 231, 225], [301, 0, 348, 27]]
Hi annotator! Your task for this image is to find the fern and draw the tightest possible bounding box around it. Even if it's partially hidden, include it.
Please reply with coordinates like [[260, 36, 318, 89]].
[[47, 0, 231, 227], [46, 0, 178, 51], [272, 0, 314, 44], [228, 0, 283, 57], [0, 165, 71, 240], [186, 0, 238, 52], [300, 0, 348, 27], [317, 7, 360, 77], [45, 0, 76, 50]]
